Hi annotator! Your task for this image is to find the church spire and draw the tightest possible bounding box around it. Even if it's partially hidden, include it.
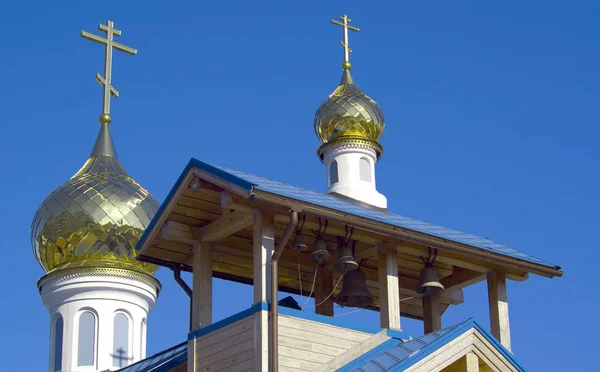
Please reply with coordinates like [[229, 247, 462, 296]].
[[81, 20, 137, 158], [313, 14, 388, 209]]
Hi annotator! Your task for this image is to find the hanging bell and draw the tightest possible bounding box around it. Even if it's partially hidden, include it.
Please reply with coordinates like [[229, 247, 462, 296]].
[[335, 270, 373, 308], [333, 245, 358, 273], [290, 232, 308, 251], [309, 238, 331, 264], [416, 265, 445, 296]]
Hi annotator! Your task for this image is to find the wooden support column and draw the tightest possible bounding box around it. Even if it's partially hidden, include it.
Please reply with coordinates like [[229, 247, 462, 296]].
[[191, 242, 212, 331], [487, 270, 511, 351], [315, 268, 334, 316], [423, 294, 442, 334], [253, 211, 274, 303], [446, 352, 480, 372], [253, 211, 273, 372], [378, 249, 401, 330], [189, 242, 212, 372]]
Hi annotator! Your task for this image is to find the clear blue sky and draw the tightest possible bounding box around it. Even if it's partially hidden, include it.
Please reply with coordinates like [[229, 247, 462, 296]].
[[1, 1, 597, 371]]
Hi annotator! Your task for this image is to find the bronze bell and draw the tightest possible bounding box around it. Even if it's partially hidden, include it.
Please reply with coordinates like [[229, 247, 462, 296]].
[[335, 270, 373, 308], [290, 232, 308, 251], [333, 245, 358, 273], [309, 238, 331, 264], [416, 265, 445, 296]]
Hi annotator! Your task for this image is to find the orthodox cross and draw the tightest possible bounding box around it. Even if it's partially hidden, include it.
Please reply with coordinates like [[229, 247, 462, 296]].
[[111, 347, 132, 368], [331, 15, 360, 70], [81, 20, 137, 124]]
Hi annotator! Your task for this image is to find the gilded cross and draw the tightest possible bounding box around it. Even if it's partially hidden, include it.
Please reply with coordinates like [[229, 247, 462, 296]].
[[81, 20, 137, 124], [331, 15, 360, 70]]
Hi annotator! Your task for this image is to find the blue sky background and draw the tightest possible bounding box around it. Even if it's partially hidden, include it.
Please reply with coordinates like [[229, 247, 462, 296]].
[[1, 1, 598, 371]]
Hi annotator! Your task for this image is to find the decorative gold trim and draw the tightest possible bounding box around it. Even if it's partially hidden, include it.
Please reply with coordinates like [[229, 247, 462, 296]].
[[317, 137, 384, 160], [37, 266, 161, 293]]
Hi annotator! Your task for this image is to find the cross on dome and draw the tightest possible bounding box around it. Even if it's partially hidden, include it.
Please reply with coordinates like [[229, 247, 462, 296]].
[[81, 20, 137, 124], [331, 14, 360, 70]]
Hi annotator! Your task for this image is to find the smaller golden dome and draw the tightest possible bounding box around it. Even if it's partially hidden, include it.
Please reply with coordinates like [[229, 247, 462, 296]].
[[314, 69, 385, 147]]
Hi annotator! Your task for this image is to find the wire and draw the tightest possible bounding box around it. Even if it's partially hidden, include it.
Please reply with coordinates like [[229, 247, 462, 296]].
[[315, 274, 344, 307], [301, 263, 319, 310], [400, 296, 415, 303], [336, 308, 364, 317], [297, 250, 303, 301]]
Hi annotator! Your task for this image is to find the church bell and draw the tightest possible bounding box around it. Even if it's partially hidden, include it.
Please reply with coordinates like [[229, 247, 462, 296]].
[[416, 265, 445, 296], [334, 270, 373, 308], [333, 245, 358, 273], [290, 231, 308, 251], [309, 238, 331, 264]]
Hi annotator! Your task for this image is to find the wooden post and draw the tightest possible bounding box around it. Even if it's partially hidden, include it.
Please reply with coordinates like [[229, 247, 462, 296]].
[[446, 352, 479, 372], [253, 211, 274, 303], [189, 242, 212, 372], [378, 249, 401, 330], [191, 242, 212, 331], [253, 211, 274, 372], [422, 294, 442, 333], [487, 271, 511, 351], [315, 268, 334, 316]]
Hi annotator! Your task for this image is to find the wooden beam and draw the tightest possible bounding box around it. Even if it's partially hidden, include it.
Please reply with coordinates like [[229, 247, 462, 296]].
[[441, 268, 486, 292], [487, 271, 511, 351], [315, 268, 334, 316], [253, 211, 274, 303], [221, 190, 254, 214], [191, 242, 212, 331], [423, 294, 442, 333], [252, 211, 273, 372], [160, 221, 198, 245], [196, 210, 253, 242], [378, 250, 401, 330]]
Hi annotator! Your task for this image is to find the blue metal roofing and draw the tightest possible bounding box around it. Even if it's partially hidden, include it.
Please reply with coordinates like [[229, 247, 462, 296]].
[[337, 319, 526, 371], [116, 341, 186, 372], [137, 158, 559, 271], [200, 159, 556, 268]]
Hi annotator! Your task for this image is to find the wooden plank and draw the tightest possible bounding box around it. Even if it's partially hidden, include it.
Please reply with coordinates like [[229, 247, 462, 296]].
[[195, 338, 254, 367], [277, 334, 347, 357], [441, 268, 486, 292], [196, 328, 253, 360], [221, 190, 254, 214], [198, 348, 254, 372], [278, 355, 321, 371], [313, 330, 390, 372], [191, 242, 212, 331], [278, 315, 371, 342], [378, 250, 401, 330], [198, 210, 254, 242], [195, 317, 253, 348], [315, 268, 334, 316], [161, 221, 198, 245], [423, 294, 442, 333], [487, 271, 511, 351]]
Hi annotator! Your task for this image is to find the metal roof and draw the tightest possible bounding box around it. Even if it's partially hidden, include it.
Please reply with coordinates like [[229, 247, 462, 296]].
[[116, 341, 186, 372], [337, 319, 526, 371], [137, 158, 560, 273]]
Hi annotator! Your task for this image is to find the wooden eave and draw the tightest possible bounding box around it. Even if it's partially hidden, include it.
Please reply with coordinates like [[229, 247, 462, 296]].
[[136, 166, 561, 320]]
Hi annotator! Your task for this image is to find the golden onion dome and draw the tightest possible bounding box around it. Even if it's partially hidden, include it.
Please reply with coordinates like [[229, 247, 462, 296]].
[[314, 69, 385, 158], [31, 123, 158, 275]]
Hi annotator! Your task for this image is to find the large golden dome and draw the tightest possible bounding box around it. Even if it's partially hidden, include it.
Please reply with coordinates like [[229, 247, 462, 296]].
[[31, 124, 158, 275], [314, 69, 385, 154]]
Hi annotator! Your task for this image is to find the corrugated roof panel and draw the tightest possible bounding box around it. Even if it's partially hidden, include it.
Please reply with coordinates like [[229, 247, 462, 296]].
[[117, 342, 187, 372], [202, 161, 556, 268]]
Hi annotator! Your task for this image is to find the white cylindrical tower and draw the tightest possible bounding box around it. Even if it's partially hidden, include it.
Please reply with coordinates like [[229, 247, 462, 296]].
[[39, 268, 160, 371], [31, 121, 161, 372]]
